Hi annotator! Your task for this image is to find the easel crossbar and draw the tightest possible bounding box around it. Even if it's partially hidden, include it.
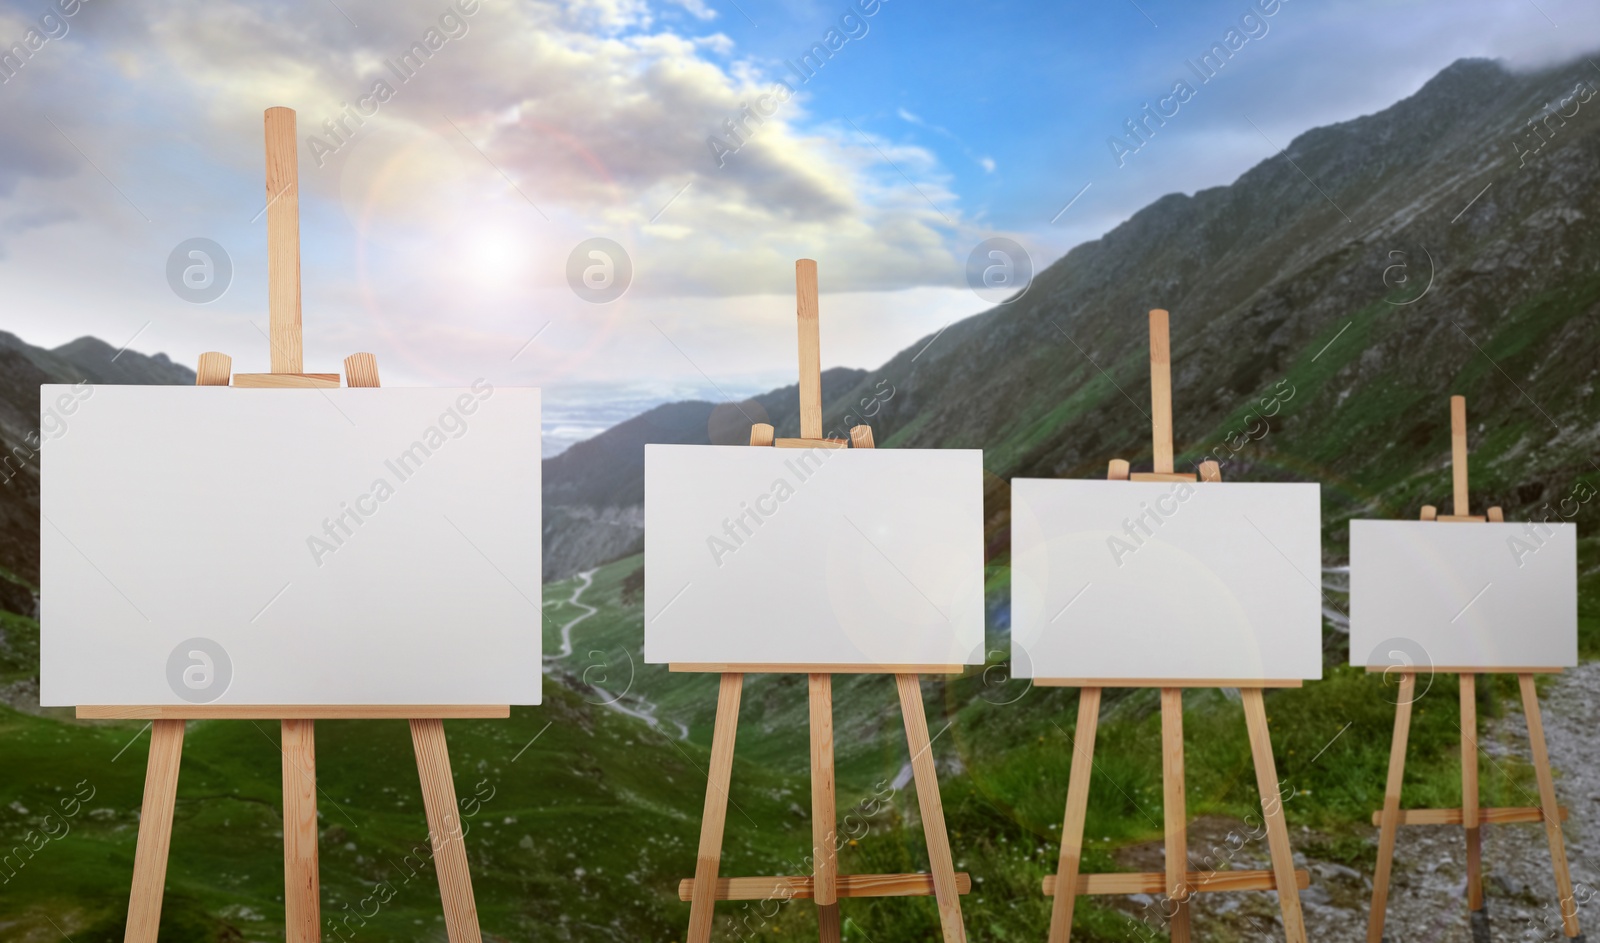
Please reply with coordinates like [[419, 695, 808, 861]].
[[1369, 806, 1568, 826], [1042, 868, 1310, 896], [677, 871, 972, 901]]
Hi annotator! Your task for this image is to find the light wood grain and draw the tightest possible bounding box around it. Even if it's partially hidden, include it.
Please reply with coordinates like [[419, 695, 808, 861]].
[[809, 674, 838, 909], [687, 673, 744, 943], [1461, 673, 1483, 910], [1148, 309, 1173, 474], [195, 352, 232, 387], [343, 352, 380, 388], [1241, 688, 1307, 943], [849, 424, 876, 449], [1451, 395, 1469, 516], [1106, 459, 1130, 481], [1033, 677, 1303, 689], [1437, 514, 1488, 523], [676, 871, 973, 901], [1197, 460, 1222, 483], [280, 718, 320, 943], [124, 719, 185, 943], [1368, 806, 1570, 826], [1043, 868, 1310, 896], [670, 663, 967, 675], [264, 107, 303, 374], [749, 423, 775, 447], [231, 373, 340, 389], [77, 704, 510, 720], [1128, 471, 1197, 482], [817, 902, 840, 943], [1486, 506, 1505, 522], [1520, 673, 1581, 937], [1420, 504, 1439, 521], [1161, 688, 1192, 942], [774, 437, 848, 449], [1360, 666, 1565, 675], [411, 719, 483, 943], [897, 674, 968, 943], [1367, 672, 1414, 943], [796, 259, 822, 439], [1047, 687, 1100, 943]]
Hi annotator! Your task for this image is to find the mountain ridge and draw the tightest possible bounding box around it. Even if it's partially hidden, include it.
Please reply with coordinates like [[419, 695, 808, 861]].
[[537, 54, 1600, 583]]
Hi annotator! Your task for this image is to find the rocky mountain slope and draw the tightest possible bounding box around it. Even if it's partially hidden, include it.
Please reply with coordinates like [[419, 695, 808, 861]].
[[544, 56, 1600, 584], [0, 332, 194, 614]]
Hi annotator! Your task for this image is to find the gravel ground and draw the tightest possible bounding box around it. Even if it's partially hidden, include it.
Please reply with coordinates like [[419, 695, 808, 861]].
[[1102, 662, 1600, 942]]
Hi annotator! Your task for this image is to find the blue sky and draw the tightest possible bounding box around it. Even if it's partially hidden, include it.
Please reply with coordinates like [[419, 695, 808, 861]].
[[1, 0, 1596, 453]]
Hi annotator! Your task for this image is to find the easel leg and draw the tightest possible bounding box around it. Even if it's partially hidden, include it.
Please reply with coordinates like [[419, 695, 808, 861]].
[[895, 674, 967, 943], [1519, 674, 1581, 938], [1160, 688, 1192, 943], [1241, 689, 1306, 943], [124, 719, 185, 943], [1460, 674, 1483, 911], [281, 718, 321, 943], [1047, 687, 1101, 943], [410, 718, 484, 943], [809, 674, 842, 943], [1367, 673, 1415, 943], [688, 673, 744, 943]]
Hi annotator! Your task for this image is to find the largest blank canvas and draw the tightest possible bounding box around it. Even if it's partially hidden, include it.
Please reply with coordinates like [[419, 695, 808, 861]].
[[1349, 519, 1577, 669], [644, 444, 984, 667], [1010, 479, 1323, 681], [41, 384, 541, 706]]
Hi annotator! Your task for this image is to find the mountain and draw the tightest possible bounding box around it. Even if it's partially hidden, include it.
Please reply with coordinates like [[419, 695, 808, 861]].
[[4, 54, 1599, 943], [541, 366, 866, 579], [545, 56, 1600, 586], [0, 333, 195, 616]]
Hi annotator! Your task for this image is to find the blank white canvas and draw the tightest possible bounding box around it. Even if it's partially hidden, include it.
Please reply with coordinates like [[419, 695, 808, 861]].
[[41, 384, 542, 706], [644, 444, 984, 666], [1010, 479, 1323, 681], [1349, 520, 1577, 669]]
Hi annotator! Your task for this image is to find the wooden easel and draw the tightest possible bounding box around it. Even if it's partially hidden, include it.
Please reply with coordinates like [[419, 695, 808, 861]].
[[672, 260, 971, 943], [1366, 395, 1580, 941], [79, 107, 499, 943], [1040, 310, 1309, 943]]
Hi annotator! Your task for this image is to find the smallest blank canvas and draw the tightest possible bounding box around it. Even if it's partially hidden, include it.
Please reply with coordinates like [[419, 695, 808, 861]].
[[1010, 479, 1323, 682], [1349, 520, 1577, 669]]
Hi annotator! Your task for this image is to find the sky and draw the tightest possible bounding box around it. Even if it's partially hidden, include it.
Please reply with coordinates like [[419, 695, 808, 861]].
[[1, 0, 1597, 454]]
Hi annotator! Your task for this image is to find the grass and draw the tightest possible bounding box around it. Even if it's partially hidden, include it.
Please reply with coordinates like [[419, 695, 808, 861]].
[[1, 534, 1589, 941]]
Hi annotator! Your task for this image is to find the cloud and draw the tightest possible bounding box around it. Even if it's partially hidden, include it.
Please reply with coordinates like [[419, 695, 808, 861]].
[[98, 0, 967, 296], [663, 0, 718, 22]]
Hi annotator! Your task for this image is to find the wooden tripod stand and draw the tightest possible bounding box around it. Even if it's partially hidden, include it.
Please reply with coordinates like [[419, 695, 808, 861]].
[[79, 107, 498, 943], [1365, 395, 1580, 941], [1041, 310, 1309, 943], [672, 259, 972, 943]]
